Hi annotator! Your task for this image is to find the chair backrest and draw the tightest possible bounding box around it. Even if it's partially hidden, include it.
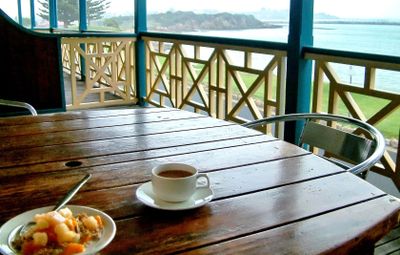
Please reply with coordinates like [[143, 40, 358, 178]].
[[300, 121, 373, 164], [242, 113, 385, 176], [0, 9, 65, 116], [0, 99, 37, 116]]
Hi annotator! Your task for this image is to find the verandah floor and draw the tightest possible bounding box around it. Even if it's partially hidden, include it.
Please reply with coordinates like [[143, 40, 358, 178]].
[[375, 226, 400, 255]]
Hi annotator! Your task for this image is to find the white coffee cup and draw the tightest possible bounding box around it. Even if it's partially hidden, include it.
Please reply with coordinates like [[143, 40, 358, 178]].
[[151, 163, 210, 202]]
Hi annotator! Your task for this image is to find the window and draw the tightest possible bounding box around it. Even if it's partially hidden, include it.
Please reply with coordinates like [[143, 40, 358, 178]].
[[56, 0, 79, 30], [313, 0, 400, 57], [35, 0, 49, 28], [20, 0, 31, 27], [0, 0, 135, 32], [0, 1, 18, 22], [147, 0, 290, 42], [87, 0, 134, 32]]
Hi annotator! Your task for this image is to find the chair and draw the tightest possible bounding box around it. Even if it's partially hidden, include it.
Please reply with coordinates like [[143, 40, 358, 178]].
[[0, 99, 38, 116], [242, 113, 386, 176], [1, 9, 65, 115]]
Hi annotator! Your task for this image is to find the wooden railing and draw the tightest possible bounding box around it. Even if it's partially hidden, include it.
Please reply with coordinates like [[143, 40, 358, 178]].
[[61, 37, 137, 109], [305, 48, 400, 187], [143, 35, 399, 189], [143, 35, 287, 137]]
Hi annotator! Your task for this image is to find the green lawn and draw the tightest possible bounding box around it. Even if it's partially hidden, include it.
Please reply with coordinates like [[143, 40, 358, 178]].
[[238, 72, 399, 139]]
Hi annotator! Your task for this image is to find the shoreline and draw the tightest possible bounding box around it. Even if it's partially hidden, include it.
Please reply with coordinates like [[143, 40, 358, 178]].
[[265, 20, 400, 26]]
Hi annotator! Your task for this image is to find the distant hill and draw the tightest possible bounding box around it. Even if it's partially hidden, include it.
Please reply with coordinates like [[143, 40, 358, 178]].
[[99, 10, 399, 33], [314, 12, 339, 20], [148, 11, 281, 31], [251, 8, 339, 21]]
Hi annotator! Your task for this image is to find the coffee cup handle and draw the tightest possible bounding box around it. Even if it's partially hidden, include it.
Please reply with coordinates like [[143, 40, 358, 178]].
[[196, 173, 210, 188]]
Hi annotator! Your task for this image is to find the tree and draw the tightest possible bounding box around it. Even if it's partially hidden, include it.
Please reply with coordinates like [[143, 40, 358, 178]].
[[37, 0, 110, 28], [87, 0, 111, 24], [103, 18, 120, 30]]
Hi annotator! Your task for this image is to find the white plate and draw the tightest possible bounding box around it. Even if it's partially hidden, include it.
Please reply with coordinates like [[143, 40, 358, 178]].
[[136, 182, 214, 211], [0, 205, 116, 255]]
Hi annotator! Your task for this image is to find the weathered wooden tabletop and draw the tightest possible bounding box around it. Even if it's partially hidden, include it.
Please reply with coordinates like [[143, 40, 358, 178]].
[[0, 108, 399, 254]]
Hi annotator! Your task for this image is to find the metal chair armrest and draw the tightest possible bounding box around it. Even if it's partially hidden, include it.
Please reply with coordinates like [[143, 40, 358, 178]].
[[0, 99, 38, 116], [242, 113, 386, 175]]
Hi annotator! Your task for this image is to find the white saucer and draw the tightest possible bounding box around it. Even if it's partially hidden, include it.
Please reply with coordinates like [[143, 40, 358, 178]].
[[136, 182, 214, 211]]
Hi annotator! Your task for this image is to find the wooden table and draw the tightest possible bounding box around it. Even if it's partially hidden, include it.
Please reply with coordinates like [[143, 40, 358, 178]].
[[1, 108, 399, 254]]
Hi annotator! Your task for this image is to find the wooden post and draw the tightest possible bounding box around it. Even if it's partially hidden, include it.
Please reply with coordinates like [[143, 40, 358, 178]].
[[285, 0, 314, 143], [49, 0, 58, 31], [79, 0, 87, 80], [79, 0, 87, 32], [17, 0, 22, 25], [30, 0, 35, 28], [135, 0, 147, 106]]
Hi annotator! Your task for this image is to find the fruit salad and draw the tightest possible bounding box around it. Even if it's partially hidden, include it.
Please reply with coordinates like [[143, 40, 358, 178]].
[[12, 207, 104, 255]]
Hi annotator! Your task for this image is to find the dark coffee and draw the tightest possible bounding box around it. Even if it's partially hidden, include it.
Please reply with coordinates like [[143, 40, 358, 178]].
[[158, 170, 193, 178]]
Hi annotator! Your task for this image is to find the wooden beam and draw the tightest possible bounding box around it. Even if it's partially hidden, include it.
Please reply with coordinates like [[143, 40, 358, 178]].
[[49, 0, 57, 30], [285, 0, 314, 143], [135, 0, 147, 106], [30, 0, 35, 28]]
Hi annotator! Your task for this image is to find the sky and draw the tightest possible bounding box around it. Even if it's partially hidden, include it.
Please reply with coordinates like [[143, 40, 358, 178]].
[[146, 0, 400, 19], [313, 0, 400, 19], [1, 0, 399, 20]]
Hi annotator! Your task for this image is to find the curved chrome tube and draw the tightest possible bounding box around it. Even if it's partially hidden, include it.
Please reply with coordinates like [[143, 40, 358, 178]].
[[242, 113, 386, 175], [0, 99, 37, 116]]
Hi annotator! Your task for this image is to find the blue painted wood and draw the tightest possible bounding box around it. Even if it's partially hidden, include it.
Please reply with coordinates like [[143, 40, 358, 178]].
[[305, 47, 400, 66], [141, 32, 287, 51], [135, 0, 147, 106], [30, 0, 35, 28], [49, 0, 57, 30], [78, 0, 87, 80], [135, 0, 147, 33], [79, 0, 87, 31], [17, 0, 22, 25], [285, 0, 314, 144], [42, 31, 137, 38]]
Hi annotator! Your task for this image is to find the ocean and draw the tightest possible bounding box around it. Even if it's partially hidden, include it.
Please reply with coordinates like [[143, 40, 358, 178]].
[[189, 23, 400, 93]]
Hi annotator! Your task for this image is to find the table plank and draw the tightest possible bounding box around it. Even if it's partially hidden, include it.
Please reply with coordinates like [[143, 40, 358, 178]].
[[0, 107, 173, 126], [0, 140, 310, 216], [0, 117, 234, 151], [0, 154, 340, 222], [0, 125, 265, 168], [179, 196, 400, 255], [0, 108, 201, 137], [0, 140, 308, 191], [0, 135, 269, 177], [99, 173, 386, 255], [73, 154, 346, 219]]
